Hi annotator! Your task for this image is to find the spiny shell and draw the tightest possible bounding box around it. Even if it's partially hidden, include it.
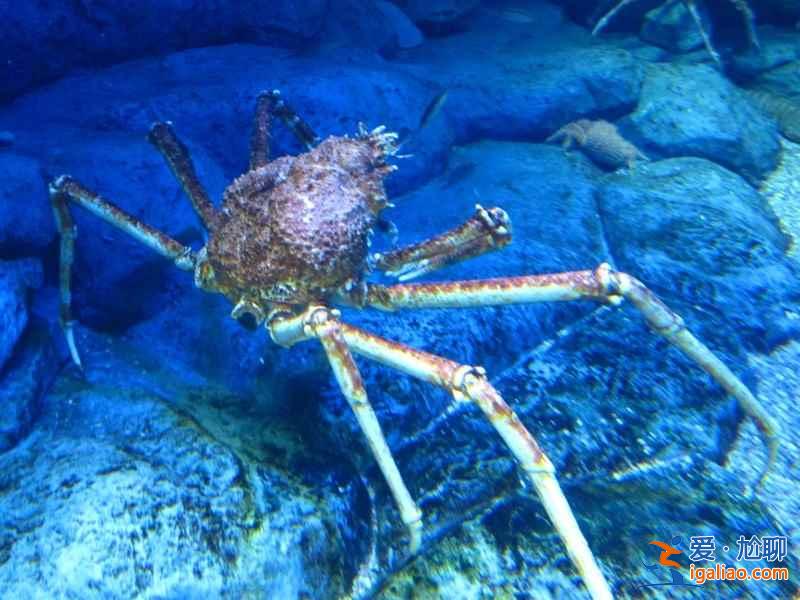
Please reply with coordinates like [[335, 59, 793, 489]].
[[206, 134, 393, 304]]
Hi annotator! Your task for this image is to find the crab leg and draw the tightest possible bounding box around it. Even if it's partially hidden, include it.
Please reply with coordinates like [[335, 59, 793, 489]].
[[147, 122, 218, 229], [593, 0, 729, 66], [730, 0, 759, 49], [358, 263, 779, 486], [302, 308, 423, 553], [373, 205, 512, 281], [49, 175, 196, 369], [592, 0, 640, 36], [269, 306, 612, 600], [683, 0, 722, 66], [257, 90, 319, 151], [250, 92, 273, 170]]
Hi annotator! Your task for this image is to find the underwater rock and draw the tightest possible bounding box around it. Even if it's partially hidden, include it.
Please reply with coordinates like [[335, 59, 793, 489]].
[[641, 1, 705, 53], [754, 59, 800, 100], [400, 0, 480, 27], [728, 27, 800, 80], [125, 285, 277, 400], [0, 339, 356, 598], [0, 323, 55, 454], [746, 89, 800, 143], [0, 259, 42, 373], [375, 1, 425, 49], [598, 156, 799, 352], [0, 44, 446, 198], [0, 0, 329, 101], [321, 0, 423, 53], [760, 0, 800, 21], [349, 140, 608, 371], [0, 153, 53, 255], [622, 63, 781, 183], [442, 45, 645, 143]]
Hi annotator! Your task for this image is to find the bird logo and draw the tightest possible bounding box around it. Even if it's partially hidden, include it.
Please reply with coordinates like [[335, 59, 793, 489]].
[[649, 540, 683, 568]]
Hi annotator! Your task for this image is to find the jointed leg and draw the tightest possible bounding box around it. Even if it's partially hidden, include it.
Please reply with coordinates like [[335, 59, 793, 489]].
[[356, 263, 779, 486], [147, 122, 219, 230], [592, 0, 639, 36], [371, 205, 511, 281], [250, 93, 273, 170], [682, 0, 722, 66], [255, 90, 319, 151], [50, 190, 81, 369], [304, 308, 423, 552], [593, 0, 728, 67], [730, 0, 759, 49], [49, 175, 197, 369], [268, 306, 612, 600]]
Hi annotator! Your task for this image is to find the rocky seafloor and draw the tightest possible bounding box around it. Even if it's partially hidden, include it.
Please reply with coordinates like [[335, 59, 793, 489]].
[[1, 1, 800, 598]]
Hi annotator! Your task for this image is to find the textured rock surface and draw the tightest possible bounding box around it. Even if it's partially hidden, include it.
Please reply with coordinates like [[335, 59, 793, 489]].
[[754, 59, 800, 99], [0, 333, 358, 598], [598, 157, 798, 352], [0, 259, 42, 372], [321, 0, 423, 53], [400, 0, 480, 26], [621, 64, 781, 183], [641, 1, 704, 53], [746, 89, 800, 143], [0, 0, 328, 101], [0, 260, 49, 454], [0, 323, 55, 454], [729, 27, 800, 79], [0, 153, 53, 255]]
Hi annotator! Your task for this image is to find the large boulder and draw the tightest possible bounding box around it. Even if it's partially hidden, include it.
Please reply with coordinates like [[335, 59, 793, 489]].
[[753, 59, 800, 99], [0, 260, 49, 454], [320, 0, 423, 53], [620, 64, 781, 183], [0, 153, 53, 255], [400, 0, 480, 27], [0, 332, 360, 598], [0, 259, 42, 372], [0, 44, 449, 197], [408, 7, 644, 145], [597, 157, 799, 352], [0, 0, 328, 101], [641, 1, 705, 53], [728, 27, 800, 80], [0, 323, 55, 454]]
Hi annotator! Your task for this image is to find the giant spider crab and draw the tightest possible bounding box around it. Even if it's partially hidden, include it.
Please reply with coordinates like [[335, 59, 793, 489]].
[[50, 91, 778, 599]]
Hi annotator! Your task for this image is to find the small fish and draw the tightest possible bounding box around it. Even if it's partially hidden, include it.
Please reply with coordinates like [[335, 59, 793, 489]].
[[418, 90, 449, 131], [396, 90, 449, 150]]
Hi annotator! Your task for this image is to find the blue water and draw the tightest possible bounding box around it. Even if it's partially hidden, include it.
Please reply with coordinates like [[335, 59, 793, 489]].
[[1, 1, 799, 598]]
